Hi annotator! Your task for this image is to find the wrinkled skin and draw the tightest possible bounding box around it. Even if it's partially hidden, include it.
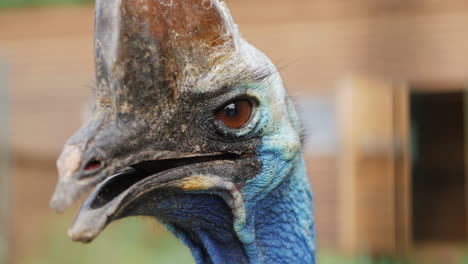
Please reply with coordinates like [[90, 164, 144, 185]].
[[50, 1, 316, 263]]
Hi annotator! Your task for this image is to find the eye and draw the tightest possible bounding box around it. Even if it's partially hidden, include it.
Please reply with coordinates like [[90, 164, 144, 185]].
[[215, 99, 253, 129]]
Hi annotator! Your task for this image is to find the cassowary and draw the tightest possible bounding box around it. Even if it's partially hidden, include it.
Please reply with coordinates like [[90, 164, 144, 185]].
[[50, 0, 316, 263]]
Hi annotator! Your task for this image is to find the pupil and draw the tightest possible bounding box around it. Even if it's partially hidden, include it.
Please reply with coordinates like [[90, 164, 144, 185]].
[[224, 103, 238, 117]]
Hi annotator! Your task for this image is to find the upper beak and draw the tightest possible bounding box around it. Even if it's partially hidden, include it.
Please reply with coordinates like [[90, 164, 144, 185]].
[[49, 111, 111, 213], [50, 144, 89, 212], [49, 138, 221, 213], [49, 118, 230, 214]]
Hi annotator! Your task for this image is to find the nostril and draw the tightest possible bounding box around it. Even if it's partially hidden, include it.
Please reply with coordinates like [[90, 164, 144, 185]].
[[84, 158, 102, 171]]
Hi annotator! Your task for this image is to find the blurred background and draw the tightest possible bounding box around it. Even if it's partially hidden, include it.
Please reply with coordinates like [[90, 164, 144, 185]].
[[1, 0, 468, 263]]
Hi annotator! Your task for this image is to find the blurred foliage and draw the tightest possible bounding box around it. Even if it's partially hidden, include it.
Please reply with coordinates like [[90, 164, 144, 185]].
[[0, 0, 93, 9], [21, 216, 195, 264], [0, 239, 6, 264], [462, 253, 468, 264], [18, 214, 435, 264]]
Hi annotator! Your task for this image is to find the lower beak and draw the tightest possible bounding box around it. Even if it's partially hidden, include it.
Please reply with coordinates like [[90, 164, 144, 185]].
[[67, 164, 217, 242], [66, 155, 256, 243]]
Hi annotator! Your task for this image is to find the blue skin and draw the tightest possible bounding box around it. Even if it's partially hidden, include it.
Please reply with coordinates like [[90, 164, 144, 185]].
[[158, 156, 316, 264], [153, 82, 316, 264]]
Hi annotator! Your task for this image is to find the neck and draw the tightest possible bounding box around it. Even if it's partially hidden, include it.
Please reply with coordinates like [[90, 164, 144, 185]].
[[157, 192, 249, 264], [243, 156, 316, 264], [160, 156, 316, 264]]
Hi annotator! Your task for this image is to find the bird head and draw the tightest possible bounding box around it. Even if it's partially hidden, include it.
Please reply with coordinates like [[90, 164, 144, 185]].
[[50, 0, 303, 248]]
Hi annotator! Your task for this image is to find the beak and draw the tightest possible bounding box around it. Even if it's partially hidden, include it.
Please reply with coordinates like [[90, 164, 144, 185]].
[[67, 155, 257, 243], [49, 115, 228, 213], [48, 110, 201, 213]]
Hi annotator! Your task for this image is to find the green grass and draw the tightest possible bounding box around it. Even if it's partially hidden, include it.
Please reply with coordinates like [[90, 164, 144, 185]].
[[0, 237, 7, 264], [22, 216, 195, 264], [0, 0, 93, 9]]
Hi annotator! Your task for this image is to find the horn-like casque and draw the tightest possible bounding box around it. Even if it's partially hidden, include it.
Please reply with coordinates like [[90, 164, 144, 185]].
[[94, 0, 240, 107]]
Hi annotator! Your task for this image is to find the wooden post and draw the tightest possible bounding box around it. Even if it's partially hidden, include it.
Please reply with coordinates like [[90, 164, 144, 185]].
[[336, 75, 411, 255], [393, 84, 412, 254]]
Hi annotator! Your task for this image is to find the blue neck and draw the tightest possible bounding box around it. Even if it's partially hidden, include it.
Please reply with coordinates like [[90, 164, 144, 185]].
[[244, 156, 316, 264], [156, 192, 249, 264], [159, 156, 316, 264]]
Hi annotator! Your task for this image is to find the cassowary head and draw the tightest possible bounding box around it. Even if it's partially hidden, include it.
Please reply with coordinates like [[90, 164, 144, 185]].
[[50, 0, 315, 263]]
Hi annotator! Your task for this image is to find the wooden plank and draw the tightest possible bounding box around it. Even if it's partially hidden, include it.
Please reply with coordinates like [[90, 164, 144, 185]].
[[336, 79, 357, 252], [337, 75, 398, 253]]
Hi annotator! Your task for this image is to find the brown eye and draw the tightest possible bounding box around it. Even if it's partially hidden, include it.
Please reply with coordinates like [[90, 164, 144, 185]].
[[215, 100, 252, 129]]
